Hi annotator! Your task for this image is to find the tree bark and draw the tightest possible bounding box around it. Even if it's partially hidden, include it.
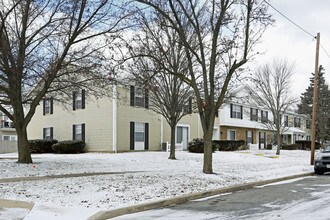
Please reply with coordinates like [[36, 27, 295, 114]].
[[168, 123, 176, 160], [203, 127, 214, 174], [16, 125, 32, 163], [276, 132, 281, 155]]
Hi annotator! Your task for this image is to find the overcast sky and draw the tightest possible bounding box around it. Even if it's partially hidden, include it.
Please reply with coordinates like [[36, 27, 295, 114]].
[[250, 0, 330, 98]]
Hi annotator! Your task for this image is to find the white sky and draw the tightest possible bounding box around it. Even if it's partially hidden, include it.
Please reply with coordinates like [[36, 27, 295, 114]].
[[250, 0, 330, 98]]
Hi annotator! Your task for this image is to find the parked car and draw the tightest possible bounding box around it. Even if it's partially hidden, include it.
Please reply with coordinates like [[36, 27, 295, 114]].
[[314, 145, 330, 175]]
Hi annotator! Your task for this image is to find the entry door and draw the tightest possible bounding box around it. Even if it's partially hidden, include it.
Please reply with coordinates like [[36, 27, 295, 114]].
[[177, 126, 189, 150]]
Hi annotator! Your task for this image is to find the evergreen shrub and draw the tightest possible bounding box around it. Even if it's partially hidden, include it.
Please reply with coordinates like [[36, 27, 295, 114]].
[[28, 139, 58, 153], [52, 140, 85, 154], [188, 138, 217, 153], [213, 140, 245, 151]]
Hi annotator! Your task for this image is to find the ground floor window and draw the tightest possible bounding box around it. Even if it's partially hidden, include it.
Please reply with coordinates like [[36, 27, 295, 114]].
[[73, 124, 85, 141], [246, 130, 253, 144], [130, 122, 149, 150], [43, 127, 53, 140], [227, 130, 236, 140]]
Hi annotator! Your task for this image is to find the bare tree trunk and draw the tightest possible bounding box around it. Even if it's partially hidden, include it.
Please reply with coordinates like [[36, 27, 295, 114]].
[[276, 132, 281, 155], [169, 123, 176, 160], [16, 125, 32, 163], [203, 128, 214, 174]]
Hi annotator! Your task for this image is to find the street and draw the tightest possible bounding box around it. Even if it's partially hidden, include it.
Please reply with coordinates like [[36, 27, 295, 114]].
[[114, 174, 330, 220]]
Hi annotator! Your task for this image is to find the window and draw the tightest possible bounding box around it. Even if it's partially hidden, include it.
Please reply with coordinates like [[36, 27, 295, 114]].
[[183, 98, 192, 114], [73, 90, 85, 110], [227, 130, 236, 140], [130, 122, 149, 150], [250, 108, 258, 121], [230, 104, 242, 119], [3, 136, 10, 141], [43, 127, 53, 140], [134, 122, 145, 142], [261, 110, 268, 122], [246, 130, 253, 144], [306, 119, 311, 129], [284, 115, 289, 127], [294, 117, 301, 128], [130, 86, 149, 108], [43, 98, 53, 115], [73, 124, 85, 141]]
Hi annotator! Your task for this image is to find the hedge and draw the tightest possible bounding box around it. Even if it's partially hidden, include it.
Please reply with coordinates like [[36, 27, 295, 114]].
[[28, 139, 58, 153], [295, 140, 321, 150], [52, 140, 85, 154], [213, 140, 246, 151], [188, 138, 217, 153]]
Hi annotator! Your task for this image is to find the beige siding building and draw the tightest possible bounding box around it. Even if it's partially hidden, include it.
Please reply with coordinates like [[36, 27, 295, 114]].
[[28, 85, 204, 152]]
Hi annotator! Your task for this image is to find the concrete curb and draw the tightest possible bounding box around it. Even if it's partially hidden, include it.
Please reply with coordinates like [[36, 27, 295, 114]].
[[0, 198, 34, 210], [88, 172, 314, 220]]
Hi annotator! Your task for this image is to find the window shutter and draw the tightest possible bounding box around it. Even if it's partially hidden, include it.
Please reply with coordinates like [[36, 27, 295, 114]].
[[230, 104, 233, 118], [252, 131, 254, 144], [50, 127, 53, 139], [130, 86, 135, 106], [50, 98, 53, 114], [82, 123, 85, 142], [130, 122, 134, 150], [250, 108, 252, 121], [82, 89, 85, 109], [240, 106, 243, 119], [73, 91, 76, 110], [188, 97, 192, 114], [261, 110, 263, 122], [144, 89, 149, 109], [145, 123, 149, 150], [43, 128, 46, 139], [266, 111, 268, 120], [73, 124, 76, 140], [43, 99, 46, 115]]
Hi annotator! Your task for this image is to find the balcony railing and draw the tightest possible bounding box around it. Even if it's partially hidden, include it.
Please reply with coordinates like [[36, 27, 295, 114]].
[[1, 121, 15, 129]]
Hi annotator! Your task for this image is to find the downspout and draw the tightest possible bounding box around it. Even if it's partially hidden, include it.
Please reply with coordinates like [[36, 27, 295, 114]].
[[160, 115, 163, 149], [112, 84, 117, 153]]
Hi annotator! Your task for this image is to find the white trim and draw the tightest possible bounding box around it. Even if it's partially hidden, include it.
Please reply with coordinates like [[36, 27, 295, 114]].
[[227, 129, 236, 140], [176, 124, 190, 150]]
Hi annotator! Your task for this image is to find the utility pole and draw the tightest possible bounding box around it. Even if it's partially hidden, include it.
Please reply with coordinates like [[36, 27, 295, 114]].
[[311, 32, 320, 165]]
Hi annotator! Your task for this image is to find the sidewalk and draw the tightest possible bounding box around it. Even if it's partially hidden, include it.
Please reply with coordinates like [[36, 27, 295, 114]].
[[1, 171, 314, 220]]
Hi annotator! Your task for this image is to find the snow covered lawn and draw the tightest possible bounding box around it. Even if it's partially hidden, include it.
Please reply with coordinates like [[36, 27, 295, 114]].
[[0, 150, 314, 218]]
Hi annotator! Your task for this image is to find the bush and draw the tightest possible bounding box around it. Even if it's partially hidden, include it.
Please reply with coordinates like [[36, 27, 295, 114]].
[[213, 140, 246, 151], [52, 140, 85, 154], [188, 138, 217, 153], [295, 140, 321, 150], [281, 144, 300, 150], [28, 139, 58, 153]]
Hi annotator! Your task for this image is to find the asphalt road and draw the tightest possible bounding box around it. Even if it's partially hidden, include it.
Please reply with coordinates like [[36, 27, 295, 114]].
[[114, 174, 330, 220]]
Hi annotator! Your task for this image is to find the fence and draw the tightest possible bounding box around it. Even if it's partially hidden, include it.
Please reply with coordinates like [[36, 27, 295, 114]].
[[0, 140, 17, 153]]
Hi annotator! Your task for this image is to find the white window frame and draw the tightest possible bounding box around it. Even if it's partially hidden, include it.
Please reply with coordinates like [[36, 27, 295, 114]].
[[227, 130, 236, 140], [231, 104, 242, 119], [75, 124, 83, 141]]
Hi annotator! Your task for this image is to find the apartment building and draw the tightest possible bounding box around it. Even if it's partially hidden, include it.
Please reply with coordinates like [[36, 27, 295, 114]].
[[27, 84, 204, 152], [219, 102, 311, 149], [0, 113, 17, 141]]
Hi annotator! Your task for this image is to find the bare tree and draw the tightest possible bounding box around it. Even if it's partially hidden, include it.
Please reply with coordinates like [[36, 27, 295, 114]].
[[0, 0, 128, 163], [245, 59, 296, 155], [126, 9, 194, 160], [134, 0, 272, 173]]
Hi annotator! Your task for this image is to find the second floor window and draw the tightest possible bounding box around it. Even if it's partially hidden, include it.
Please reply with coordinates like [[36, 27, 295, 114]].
[[230, 104, 243, 119], [294, 117, 301, 128], [130, 86, 149, 108], [73, 89, 85, 110], [250, 108, 258, 121], [306, 119, 311, 129], [261, 110, 268, 122], [284, 115, 289, 127], [43, 98, 53, 115]]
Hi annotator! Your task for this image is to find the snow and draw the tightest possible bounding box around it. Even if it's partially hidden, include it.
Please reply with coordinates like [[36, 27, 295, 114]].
[[0, 150, 314, 219]]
